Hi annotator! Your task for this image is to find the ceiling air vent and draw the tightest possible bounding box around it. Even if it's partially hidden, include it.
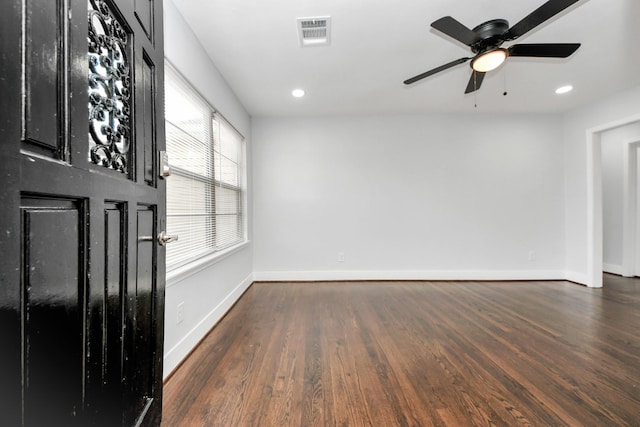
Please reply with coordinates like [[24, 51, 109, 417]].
[[297, 16, 331, 47]]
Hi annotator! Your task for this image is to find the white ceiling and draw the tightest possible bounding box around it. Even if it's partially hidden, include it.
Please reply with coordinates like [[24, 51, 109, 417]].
[[171, 0, 640, 117]]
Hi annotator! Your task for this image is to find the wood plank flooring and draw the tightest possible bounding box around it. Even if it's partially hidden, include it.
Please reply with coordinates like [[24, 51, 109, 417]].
[[161, 275, 640, 426]]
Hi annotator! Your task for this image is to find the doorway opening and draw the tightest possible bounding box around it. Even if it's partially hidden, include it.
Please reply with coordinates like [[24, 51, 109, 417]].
[[586, 113, 640, 287], [621, 139, 640, 277]]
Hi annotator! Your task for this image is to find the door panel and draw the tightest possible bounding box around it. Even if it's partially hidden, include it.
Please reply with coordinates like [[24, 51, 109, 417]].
[[130, 206, 157, 423], [141, 55, 157, 185], [0, 0, 166, 425], [135, 0, 154, 41], [101, 202, 128, 425], [104, 202, 126, 393], [21, 198, 85, 426], [23, 1, 64, 155]]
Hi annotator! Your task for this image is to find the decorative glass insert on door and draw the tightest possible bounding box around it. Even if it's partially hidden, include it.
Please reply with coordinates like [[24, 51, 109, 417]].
[[88, 0, 131, 174]]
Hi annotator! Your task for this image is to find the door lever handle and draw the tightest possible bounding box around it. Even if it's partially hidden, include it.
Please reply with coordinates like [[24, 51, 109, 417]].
[[158, 231, 178, 246]]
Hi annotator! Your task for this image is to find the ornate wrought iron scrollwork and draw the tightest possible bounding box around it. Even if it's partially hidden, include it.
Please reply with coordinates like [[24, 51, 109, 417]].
[[88, 0, 131, 173]]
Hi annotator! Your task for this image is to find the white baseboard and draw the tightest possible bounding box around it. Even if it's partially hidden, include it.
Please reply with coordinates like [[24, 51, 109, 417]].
[[163, 272, 254, 379], [603, 263, 623, 276], [253, 270, 567, 282], [563, 270, 589, 286]]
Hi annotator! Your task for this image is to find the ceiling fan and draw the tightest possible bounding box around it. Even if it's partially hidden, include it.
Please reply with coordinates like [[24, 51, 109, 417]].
[[404, 0, 582, 94]]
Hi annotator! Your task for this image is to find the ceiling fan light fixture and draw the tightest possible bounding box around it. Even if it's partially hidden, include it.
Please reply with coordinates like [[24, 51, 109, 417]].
[[471, 49, 508, 72]]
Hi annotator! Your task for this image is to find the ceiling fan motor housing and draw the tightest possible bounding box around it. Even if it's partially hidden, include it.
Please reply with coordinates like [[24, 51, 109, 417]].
[[470, 19, 509, 53]]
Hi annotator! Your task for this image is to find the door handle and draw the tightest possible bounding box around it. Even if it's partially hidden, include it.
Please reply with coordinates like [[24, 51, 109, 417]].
[[158, 231, 178, 246]]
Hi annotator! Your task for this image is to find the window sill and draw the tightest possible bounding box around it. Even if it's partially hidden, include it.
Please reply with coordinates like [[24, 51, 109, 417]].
[[166, 240, 250, 288]]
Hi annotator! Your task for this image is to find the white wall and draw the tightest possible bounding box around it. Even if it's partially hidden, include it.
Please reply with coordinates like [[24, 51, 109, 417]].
[[252, 114, 566, 281], [601, 123, 640, 274], [563, 86, 640, 284], [163, 0, 253, 378]]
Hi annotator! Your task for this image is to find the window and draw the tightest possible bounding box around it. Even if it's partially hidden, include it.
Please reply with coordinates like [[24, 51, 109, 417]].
[[164, 63, 245, 270]]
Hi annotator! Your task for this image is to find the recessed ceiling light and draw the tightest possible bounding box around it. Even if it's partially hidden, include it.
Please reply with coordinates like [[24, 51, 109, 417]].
[[555, 85, 573, 94], [292, 89, 305, 98]]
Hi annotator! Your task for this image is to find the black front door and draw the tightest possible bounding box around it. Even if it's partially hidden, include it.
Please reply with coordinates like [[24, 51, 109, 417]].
[[0, 0, 166, 425]]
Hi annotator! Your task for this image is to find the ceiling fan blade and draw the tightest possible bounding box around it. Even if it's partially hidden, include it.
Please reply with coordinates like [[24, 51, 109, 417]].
[[404, 57, 470, 85], [505, 0, 580, 40], [464, 71, 485, 94], [431, 16, 481, 46], [508, 43, 580, 58]]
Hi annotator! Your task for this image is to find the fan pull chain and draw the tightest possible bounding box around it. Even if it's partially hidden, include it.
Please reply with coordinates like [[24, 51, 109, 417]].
[[474, 72, 478, 108], [503, 67, 508, 96]]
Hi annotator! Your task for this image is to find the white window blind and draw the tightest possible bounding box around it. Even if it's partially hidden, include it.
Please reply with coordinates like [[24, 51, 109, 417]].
[[164, 63, 245, 270]]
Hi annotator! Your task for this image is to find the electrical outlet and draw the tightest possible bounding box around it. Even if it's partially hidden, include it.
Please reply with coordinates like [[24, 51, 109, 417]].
[[177, 302, 185, 324], [528, 251, 536, 262], [337, 251, 345, 262]]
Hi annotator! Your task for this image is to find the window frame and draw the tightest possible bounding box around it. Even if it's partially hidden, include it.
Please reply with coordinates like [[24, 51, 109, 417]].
[[164, 61, 247, 275]]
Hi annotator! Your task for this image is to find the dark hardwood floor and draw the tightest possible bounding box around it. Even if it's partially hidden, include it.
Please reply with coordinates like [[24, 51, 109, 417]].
[[161, 275, 640, 426]]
